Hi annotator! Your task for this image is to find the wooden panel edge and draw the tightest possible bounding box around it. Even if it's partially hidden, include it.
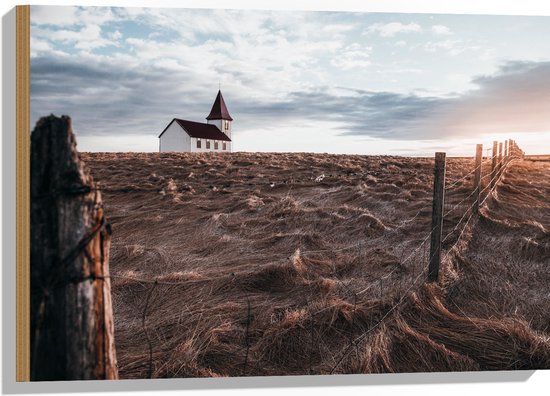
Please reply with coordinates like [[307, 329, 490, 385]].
[[16, 4, 30, 383]]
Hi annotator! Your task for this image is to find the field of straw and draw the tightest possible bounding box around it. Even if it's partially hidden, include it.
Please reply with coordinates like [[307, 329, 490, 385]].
[[81, 152, 550, 378]]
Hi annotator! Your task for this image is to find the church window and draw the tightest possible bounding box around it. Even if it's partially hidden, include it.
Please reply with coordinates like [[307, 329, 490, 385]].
[[196, 139, 201, 148], [214, 141, 219, 150], [223, 142, 227, 150], [224, 120, 229, 130], [206, 140, 211, 149]]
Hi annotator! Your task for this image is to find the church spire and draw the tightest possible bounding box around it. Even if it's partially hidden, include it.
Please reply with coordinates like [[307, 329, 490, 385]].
[[206, 90, 233, 121]]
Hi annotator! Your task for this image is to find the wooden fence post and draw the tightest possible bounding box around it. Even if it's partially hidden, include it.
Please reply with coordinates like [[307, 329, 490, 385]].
[[505, 140, 509, 159], [30, 115, 118, 381], [473, 144, 483, 214], [498, 142, 504, 178], [490, 141, 498, 189], [428, 152, 446, 283]]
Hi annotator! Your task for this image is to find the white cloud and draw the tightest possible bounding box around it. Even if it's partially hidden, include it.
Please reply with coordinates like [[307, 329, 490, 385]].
[[331, 43, 372, 70], [322, 24, 355, 39], [431, 25, 452, 35], [108, 30, 122, 41], [33, 24, 119, 50], [31, 5, 121, 27], [30, 5, 126, 53], [323, 24, 354, 33], [30, 37, 52, 57], [30, 37, 71, 59], [365, 22, 422, 37], [31, 6, 347, 97], [118, 11, 347, 100], [30, 6, 78, 26], [424, 39, 482, 56], [76, 6, 119, 26]]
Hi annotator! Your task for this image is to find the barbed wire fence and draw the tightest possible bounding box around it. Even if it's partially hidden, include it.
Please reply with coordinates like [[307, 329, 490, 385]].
[[121, 139, 523, 376], [105, 139, 524, 377], [324, 139, 523, 373]]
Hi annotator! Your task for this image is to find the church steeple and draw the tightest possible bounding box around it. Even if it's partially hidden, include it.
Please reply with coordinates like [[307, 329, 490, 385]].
[[206, 90, 232, 138], [206, 90, 233, 121]]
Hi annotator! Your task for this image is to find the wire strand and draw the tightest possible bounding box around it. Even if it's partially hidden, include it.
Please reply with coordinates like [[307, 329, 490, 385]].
[[443, 187, 477, 218], [445, 162, 479, 190]]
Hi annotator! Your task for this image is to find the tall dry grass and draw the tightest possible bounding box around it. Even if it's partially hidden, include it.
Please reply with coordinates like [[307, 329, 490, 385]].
[[80, 152, 550, 378]]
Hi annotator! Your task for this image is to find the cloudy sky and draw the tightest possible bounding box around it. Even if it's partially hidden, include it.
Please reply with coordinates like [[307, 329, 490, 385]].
[[30, 5, 550, 154]]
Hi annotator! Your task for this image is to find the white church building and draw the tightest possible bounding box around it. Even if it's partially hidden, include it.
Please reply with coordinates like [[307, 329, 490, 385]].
[[159, 90, 233, 152]]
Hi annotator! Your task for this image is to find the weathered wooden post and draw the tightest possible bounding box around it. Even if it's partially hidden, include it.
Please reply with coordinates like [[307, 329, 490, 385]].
[[498, 142, 504, 179], [505, 140, 509, 160], [428, 152, 446, 282], [490, 141, 498, 189], [30, 115, 118, 381], [473, 144, 483, 214]]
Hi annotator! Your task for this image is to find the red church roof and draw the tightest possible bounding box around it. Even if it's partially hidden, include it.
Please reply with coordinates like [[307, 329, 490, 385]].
[[206, 90, 233, 121], [158, 118, 231, 141]]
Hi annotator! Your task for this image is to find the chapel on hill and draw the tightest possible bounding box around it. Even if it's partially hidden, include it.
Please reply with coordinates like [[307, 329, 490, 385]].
[[159, 90, 233, 152]]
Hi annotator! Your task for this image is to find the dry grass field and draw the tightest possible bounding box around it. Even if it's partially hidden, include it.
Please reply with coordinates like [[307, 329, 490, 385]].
[[80, 152, 550, 378]]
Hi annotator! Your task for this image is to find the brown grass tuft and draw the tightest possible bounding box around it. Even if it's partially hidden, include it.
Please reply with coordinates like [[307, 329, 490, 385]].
[[80, 152, 550, 378]]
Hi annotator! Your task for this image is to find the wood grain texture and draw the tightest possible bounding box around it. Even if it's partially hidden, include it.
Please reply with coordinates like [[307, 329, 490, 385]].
[[16, 4, 30, 383], [29, 115, 118, 381]]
